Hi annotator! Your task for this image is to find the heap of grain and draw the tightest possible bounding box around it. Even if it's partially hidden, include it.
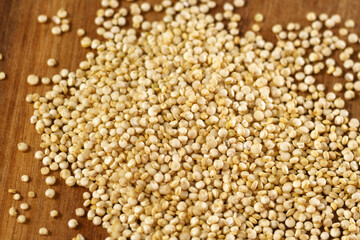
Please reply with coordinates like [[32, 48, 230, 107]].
[[27, 0, 360, 239]]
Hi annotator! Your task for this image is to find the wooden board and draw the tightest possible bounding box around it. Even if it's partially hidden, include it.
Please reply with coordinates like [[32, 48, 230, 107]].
[[1, 0, 360, 239]]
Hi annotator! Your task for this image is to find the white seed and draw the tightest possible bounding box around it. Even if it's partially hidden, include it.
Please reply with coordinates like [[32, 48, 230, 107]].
[[17, 142, 29, 152], [77, 28, 86, 37], [51, 26, 62, 35], [45, 176, 56, 185], [80, 37, 92, 48], [13, 193, 21, 201], [61, 24, 70, 32], [17, 215, 26, 223], [20, 203, 29, 210], [45, 189, 56, 199], [68, 219, 78, 229], [37, 15, 48, 23], [140, 2, 151, 12], [21, 175, 29, 183], [254, 13, 263, 22], [9, 207, 17, 217], [75, 208, 85, 217], [39, 227, 49, 236], [0, 72, 6, 80], [27, 75, 39, 86], [50, 210, 59, 218], [47, 58, 57, 67], [41, 77, 51, 85], [28, 191, 36, 198], [57, 8, 68, 18], [233, 0, 245, 7]]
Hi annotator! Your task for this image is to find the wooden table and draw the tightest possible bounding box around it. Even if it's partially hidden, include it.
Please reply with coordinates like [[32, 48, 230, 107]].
[[0, 0, 360, 239]]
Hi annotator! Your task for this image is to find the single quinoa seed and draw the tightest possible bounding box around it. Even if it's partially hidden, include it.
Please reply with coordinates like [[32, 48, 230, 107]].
[[39, 227, 49, 236], [17, 142, 29, 152], [68, 219, 78, 229]]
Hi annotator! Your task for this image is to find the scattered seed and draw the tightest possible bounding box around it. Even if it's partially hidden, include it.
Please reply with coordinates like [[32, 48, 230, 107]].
[[254, 13, 263, 22], [41, 77, 51, 85], [77, 28, 85, 37], [68, 219, 78, 229], [45, 189, 56, 199], [9, 207, 17, 217], [13, 193, 21, 201], [51, 26, 62, 35], [39, 227, 49, 236], [57, 8, 68, 19], [50, 210, 59, 218], [47, 58, 57, 67], [75, 208, 85, 217], [27, 75, 39, 86], [61, 24, 70, 32], [40, 167, 50, 175], [28, 191, 36, 198], [21, 175, 29, 183], [37, 15, 48, 23], [0, 72, 6, 80], [80, 37, 91, 48], [72, 234, 85, 240], [20, 203, 29, 210], [45, 176, 56, 186], [8, 189, 16, 194], [17, 215, 26, 224], [17, 142, 29, 152]]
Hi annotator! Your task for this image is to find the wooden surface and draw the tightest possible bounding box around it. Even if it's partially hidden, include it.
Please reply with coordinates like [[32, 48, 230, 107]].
[[1, 0, 360, 239]]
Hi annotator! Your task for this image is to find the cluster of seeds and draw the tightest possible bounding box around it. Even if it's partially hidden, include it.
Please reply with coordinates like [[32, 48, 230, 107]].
[[13, 0, 360, 239], [10, 143, 81, 236], [37, 8, 71, 35]]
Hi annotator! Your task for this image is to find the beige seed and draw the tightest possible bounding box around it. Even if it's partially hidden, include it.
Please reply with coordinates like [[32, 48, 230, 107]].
[[28, 191, 36, 198], [45, 189, 56, 199], [13, 193, 21, 201], [21, 175, 29, 183], [37, 15, 48, 23], [17, 142, 29, 152], [47, 58, 57, 67], [9, 207, 17, 217], [51, 26, 62, 35], [57, 8, 68, 18], [20, 203, 29, 210], [41, 77, 51, 85], [27, 75, 39, 86], [254, 13, 263, 22], [61, 24, 70, 32], [8, 188, 16, 194], [50, 210, 59, 218], [306, 12, 316, 21], [333, 83, 343, 92], [77, 28, 86, 37], [40, 167, 50, 175], [233, 0, 245, 7], [80, 37, 92, 48], [39, 227, 49, 236], [75, 208, 85, 217], [45, 176, 56, 186], [17, 215, 26, 223], [68, 219, 78, 229], [0, 72, 6, 80]]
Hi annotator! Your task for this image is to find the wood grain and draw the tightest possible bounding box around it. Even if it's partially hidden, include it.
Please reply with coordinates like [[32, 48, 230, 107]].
[[1, 0, 360, 239]]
